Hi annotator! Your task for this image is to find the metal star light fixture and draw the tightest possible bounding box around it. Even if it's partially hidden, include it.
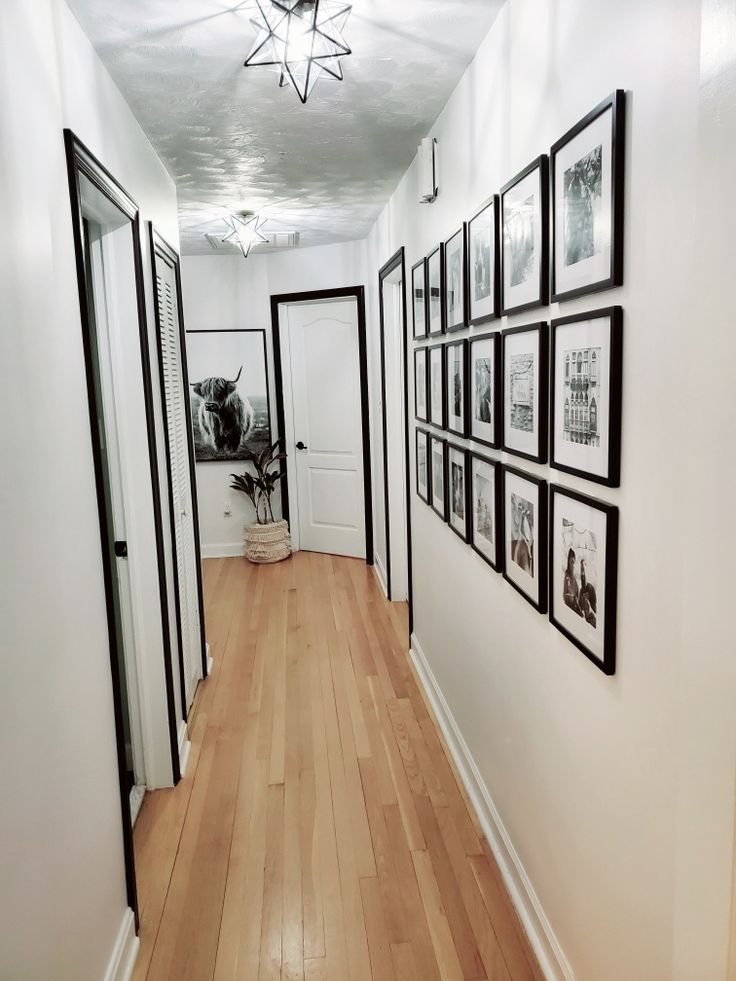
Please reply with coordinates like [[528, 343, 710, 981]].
[[243, 0, 353, 104], [222, 212, 269, 257]]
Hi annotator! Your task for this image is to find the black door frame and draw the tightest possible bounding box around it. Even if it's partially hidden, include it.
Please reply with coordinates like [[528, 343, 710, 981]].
[[270, 286, 374, 566]]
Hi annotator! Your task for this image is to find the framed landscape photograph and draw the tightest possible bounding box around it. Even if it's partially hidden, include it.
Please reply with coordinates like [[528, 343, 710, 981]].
[[444, 225, 467, 331], [445, 339, 468, 437], [414, 347, 429, 422], [500, 155, 549, 315], [469, 332, 501, 448], [429, 434, 448, 520], [468, 196, 499, 325], [551, 306, 623, 486], [447, 444, 470, 541], [470, 453, 502, 570], [428, 343, 445, 428], [551, 90, 625, 302], [502, 466, 547, 612], [186, 328, 271, 462], [416, 428, 430, 503], [502, 322, 548, 463], [427, 245, 444, 336], [549, 484, 618, 674], [412, 258, 428, 339]]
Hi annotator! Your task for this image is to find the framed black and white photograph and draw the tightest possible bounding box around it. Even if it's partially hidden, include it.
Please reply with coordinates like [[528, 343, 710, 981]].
[[447, 444, 470, 541], [416, 428, 430, 503], [412, 258, 428, 339], [414, 347, 429, 423], [429, 434, 447, 520], [502, 322, 548, 463], [502, 466, 547, 612], [445, 339, 468, 437], [468, 196, 499, 324], [427, 245, 444, 336], [551, 306, 623, 486], [444, 226, 467, 331], [428, 343, 445, 428], [500, 155, 549, 315], [549, 484, 618, 674], [551, 91, 625, 302], [186, 329, 271, 462], [470, 453, 502, 570], [469, 332, 501, 448]]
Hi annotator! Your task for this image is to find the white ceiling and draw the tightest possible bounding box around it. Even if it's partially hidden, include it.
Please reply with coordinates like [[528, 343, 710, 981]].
[[67, 0, 504, 254]]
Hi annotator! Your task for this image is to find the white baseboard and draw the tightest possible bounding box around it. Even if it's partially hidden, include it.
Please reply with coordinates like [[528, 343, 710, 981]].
[[103, 908, 138, 981], [373, 554, 388, 598], [177, 720, 191, 778], [410, 634, 575, 981], [201, 542, 244, 558]]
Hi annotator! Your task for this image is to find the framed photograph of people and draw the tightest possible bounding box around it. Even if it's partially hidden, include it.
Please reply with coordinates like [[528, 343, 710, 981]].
[[470, 453, 502, 570], [551, 90, 625, 302], [445, 339, 468, 437], [428, 343, 445, 428], [429, 434, 448, 520], [500, 155, 549, 315], [502, 322, 548, 463], [427, 245, 444, 336], [551, 306, 623, 486], [414, 347, 429, 423], [549, 484, 618, 674], [447, 444, 470, 541], [416, 428, 430, 504], [502, 466, 547, 612], [412, 258, 428, 339], [468, 196, 499, 325], [444, 226, 467, 331], [469, 332, 501, 448]]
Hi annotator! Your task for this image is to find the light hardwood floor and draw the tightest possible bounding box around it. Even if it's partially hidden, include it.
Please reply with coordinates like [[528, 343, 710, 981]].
[[133, 552, 543, 981]]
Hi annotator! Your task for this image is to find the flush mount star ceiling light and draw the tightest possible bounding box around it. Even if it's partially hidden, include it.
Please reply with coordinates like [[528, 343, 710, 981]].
[[222, 212, 269, 258], [243, 0, 352, 104]]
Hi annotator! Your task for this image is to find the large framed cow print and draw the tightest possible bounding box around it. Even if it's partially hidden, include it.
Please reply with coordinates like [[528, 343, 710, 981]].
[[185, 329, 272, 462]]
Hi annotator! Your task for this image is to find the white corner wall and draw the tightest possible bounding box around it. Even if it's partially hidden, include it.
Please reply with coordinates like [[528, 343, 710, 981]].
[[0, 1, 179, 978]]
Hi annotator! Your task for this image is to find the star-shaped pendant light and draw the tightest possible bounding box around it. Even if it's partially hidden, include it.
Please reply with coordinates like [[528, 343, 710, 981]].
[[222, 213, 269, 258], [244, 0, 352, 104]]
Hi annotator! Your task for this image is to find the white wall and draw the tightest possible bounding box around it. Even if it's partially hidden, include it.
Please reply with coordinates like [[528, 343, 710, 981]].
[[0, 1, 179, 978], [363, 1, 736, 979]]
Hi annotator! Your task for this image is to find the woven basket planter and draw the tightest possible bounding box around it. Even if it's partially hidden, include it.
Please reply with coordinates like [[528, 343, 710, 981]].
[[243, 519, 292, 564]]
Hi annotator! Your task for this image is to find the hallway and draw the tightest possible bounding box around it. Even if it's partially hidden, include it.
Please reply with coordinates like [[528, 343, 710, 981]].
[[132, 553, 542, 981]]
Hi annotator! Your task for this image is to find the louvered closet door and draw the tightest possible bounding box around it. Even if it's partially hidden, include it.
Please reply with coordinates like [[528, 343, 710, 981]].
[[155, 258, 202, 711]]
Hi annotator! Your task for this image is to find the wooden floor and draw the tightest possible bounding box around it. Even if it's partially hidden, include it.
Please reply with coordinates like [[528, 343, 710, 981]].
[[133, 553, 542, 981]]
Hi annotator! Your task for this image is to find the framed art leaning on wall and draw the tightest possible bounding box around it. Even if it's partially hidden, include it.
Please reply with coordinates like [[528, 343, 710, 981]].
[[469, 332, 501, 449], [500, 155, 549, 315], [470, 453, 502, 570], [468, 196, 499, 324], [444, 225, 467, 331], [502, 322, 548, 464], [447, 444, 470, 541], [445, 339, 468, 438], [502, 465, 547, 612], [429, 434, 448, 520]]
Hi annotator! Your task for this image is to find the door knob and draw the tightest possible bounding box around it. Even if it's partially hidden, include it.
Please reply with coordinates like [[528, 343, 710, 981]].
[[296, 441, 308, 450]]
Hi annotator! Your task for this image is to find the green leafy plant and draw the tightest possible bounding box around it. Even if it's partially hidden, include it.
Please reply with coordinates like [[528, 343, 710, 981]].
[[229, 439, 287, 525]]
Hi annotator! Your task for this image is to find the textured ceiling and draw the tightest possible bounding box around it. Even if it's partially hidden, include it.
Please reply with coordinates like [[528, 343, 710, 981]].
[[67, 0, 504, 254]]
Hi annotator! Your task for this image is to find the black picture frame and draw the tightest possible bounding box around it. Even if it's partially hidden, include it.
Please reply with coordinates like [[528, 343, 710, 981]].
[[428, 434, 448, 521], [415, 428, 431, 504], [414, 346, 430, 423], [427, 244, 445, 336], [444, 224, 468, 332], [501, 322, 548, 464], [550, 306, 623, 487], [468, 195, 500, 325], [468, 332, 501, 449], [500, 154, 549, 316], [412, 258, 429, 339], [445, 338, 468, 438], [447, 443, 471, 542], [469, 452, 503, 571], [501, 465, 548, 612], [551, 90, 626, 303], [428, 342, 446, 429], [549, 483, 618, 675]]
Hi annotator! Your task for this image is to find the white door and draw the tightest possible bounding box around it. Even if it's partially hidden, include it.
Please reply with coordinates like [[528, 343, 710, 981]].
[[282, 298, 366, 558]]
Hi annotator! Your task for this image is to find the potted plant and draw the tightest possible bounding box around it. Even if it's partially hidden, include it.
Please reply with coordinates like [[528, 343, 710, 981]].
[[230, 439, 291, 564]]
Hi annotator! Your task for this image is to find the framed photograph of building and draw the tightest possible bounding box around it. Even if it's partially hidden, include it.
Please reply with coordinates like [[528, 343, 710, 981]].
[[428, 343, 445, 429], [502, 466, 547, 611], [468, 196, 499, 325], [416, 428, 430, 503], [549, 484, 618, 674], [429, 434, 448, 520], [427, 245, 444, 336], [412, 258, 428, 339], [414, 347, 429, 422], [551, 90, 626, 302], [500, 155, 549, 315], [470, 453, 502, 570], [447, 444, 470, 541], [502, 322, 548, 463], [551, 306, 623, 486], [444, 225, 467, 331], [445, 339, 468, 437], [469, 332, 501, 448]]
